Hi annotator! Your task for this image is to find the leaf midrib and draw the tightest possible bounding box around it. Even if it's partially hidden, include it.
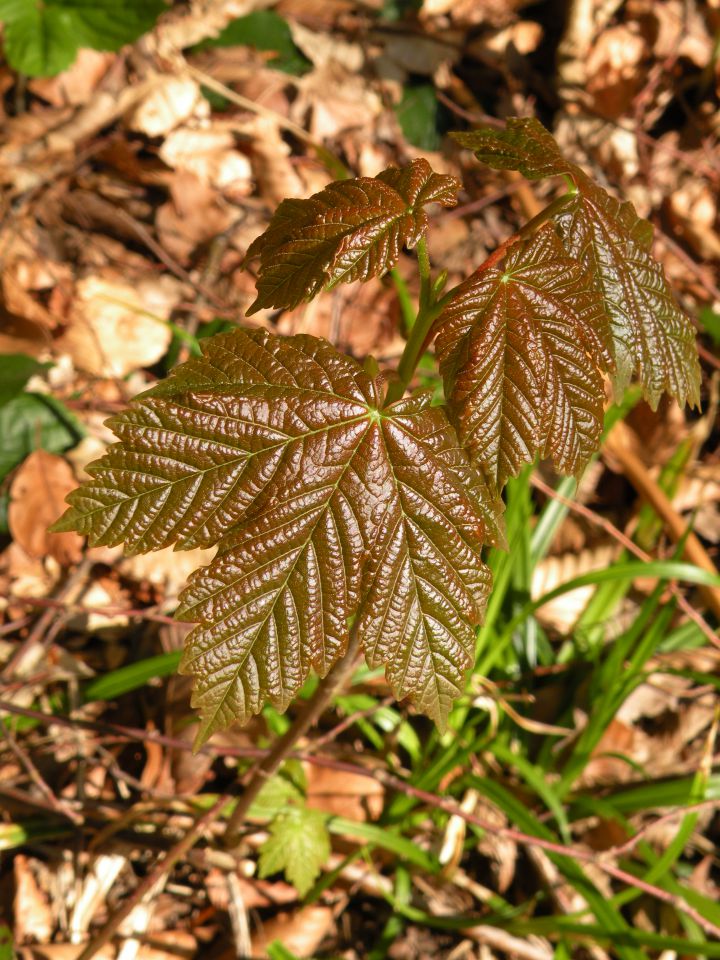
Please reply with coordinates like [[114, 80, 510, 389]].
[[72, 403, 372, 544], [189, 415, 377, 733]]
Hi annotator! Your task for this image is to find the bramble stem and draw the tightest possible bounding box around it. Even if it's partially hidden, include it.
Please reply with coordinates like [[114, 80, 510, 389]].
[[222, 623, 362, 848]]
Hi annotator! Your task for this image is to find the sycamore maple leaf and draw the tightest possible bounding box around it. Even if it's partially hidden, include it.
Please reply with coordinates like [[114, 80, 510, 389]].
[[436, 225, 612, 492], [245, 159, 459, 314], [453, 118, 701, 411], [53, 328, 498, 745]]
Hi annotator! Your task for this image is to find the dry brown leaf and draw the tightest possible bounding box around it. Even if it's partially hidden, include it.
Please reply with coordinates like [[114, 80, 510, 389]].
[[470, 21, 544, 61], [14, 855, 54, 944], [531, 545, 618, 633], [381, 35, 458, 77], [667, 180, 720, 261], [248, 116, 306, 205], [158, 126, 253, 196], [9, 452, 83, 566], [289, 21, 364, 71], [128, 76, 208, 137], [2, 271, 61, 330], [57, 273, 181, 378], [155, 172, 234, 265], [251, 905, 334, 958], [305, 763, 384, 820], [293, 63, 382, 139], [474, 797, 517, 893], [28, 49, 114, 107], [585, 24, 647, 117]]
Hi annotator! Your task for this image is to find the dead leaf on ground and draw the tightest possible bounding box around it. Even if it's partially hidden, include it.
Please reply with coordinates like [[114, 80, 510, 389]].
[[9, 452, 83, 566], [158, 125, 253, 196], [251, 904, 335, 958], [28, 49, 115, 108], [155, 172, 234, 265], [305, 763, 384, 820], [128, 75, 208, 137], [57, 273, 182, 378], [13, 855, 54, 944]]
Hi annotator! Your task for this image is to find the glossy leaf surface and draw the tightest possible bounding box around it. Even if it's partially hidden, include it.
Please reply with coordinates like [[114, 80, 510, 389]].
[[246, 159, 458, 314], [454, 118, 700, 410], [55, 328, 495, 744], [436, 225, 611, 491]]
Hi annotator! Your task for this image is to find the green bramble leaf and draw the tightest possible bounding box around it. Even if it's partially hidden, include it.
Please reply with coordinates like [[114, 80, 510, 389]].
[[0, 354, 52, 408], [0, 393, 83, 483], [53, 328, 497, 746], [0, 0, 165, 77], [245, 159, 459, 314], [436, 225, 612, 491], [258, 804, 331, 897], [197, 10, 310, 76], [453, 117, 701, 411]]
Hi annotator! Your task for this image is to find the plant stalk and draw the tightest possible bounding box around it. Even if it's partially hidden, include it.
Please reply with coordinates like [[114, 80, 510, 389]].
[[384, 191, 578, 407], [472, 190, 576, 275], [384, 237, 438, 406], [223, 623, 362, 848]]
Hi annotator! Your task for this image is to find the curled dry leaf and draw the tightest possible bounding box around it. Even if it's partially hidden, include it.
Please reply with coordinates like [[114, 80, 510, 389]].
[[305, 763, 385, 820], [57, 274, 182, 378], [9, 451, 83, 566], [250, 904, 335, 959], [585, 24, 647, 117], [158, 126, 253, 195], [13, 855, 54, 944], [155, 172, 234, 266], [28, 49, 114, 108], [128, 76, 208, 138], [531, 545, 618, 634]]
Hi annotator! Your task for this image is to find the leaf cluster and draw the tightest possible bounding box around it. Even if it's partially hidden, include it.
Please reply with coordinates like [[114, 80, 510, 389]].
[[53, 120, 701, 745]]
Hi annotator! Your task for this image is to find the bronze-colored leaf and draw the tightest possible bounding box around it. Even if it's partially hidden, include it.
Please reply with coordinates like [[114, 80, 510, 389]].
[[54, 328, 496, 744], [452, 117, 570, 181], [245, 159, 459, 314], [555, 174, 701, 409], [455, 117, 701, 411], [436, 225, 610, 491]]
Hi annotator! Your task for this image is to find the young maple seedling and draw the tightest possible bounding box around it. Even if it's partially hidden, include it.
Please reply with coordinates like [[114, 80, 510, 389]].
[[53, 118, 701, 767]]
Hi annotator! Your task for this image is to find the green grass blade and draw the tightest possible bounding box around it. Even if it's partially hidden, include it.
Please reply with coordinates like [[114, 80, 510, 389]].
[[83, 651, 182, 701]]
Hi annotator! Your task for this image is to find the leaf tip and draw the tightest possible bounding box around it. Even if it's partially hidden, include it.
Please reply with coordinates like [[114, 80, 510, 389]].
[[47, 506, 78, 535]]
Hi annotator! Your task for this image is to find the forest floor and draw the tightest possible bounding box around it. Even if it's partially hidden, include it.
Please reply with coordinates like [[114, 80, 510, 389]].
[[1, 0, 720, 958]]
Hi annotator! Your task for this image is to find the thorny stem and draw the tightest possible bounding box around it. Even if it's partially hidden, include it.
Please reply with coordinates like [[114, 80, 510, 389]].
[[222, 622, 363, 847]]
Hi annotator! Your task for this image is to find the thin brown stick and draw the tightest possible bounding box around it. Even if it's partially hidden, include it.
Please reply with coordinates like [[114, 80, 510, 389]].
[[2, 727, 83, 824], [2, 698, 716, 937], [74, 795, 228, 960], [2, 559, 92, 680], [604, 420, 720, 620], [530, 475, 720, 649], [222, 623, 363, 847]]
